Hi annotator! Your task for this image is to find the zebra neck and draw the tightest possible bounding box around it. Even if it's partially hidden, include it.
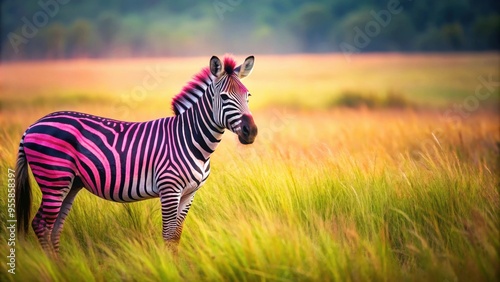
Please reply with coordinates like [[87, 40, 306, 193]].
[[175, 91, 224, 161]]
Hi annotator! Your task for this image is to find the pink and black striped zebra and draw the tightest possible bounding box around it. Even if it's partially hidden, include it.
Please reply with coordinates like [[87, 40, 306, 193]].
[[15, 55, 257, 256]]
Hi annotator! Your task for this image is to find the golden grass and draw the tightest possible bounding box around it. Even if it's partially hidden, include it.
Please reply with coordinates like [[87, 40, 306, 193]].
[[0, 53, 498, 281]]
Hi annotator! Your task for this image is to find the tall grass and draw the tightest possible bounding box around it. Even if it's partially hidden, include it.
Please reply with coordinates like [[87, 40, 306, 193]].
[[0, 108, 498, 281], [0, 54, 498, 281]]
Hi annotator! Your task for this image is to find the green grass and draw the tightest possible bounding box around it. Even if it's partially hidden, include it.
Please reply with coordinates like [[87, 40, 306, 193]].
[[1, 109, 498, 281], [0, 54, 499, 281]]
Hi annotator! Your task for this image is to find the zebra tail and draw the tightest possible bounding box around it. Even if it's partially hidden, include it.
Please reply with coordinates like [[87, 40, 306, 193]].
[[15, 135, 32, 236]]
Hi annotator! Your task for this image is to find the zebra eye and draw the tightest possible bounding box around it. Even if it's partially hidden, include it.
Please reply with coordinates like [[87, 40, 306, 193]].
[[220, 94, 230, 101]]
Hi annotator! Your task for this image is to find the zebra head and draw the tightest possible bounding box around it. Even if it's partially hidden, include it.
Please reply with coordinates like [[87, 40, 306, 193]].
[[210, 55, 258, 145]]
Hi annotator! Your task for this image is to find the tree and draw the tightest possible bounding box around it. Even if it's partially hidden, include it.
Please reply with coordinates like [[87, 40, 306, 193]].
[[96, 11, 121, 57], [67, 19, 93, 58], [441, 23, 465, 50], [43, 22, 66, 59], [473, 15, 500, 50], [290, 3, 334, 52]]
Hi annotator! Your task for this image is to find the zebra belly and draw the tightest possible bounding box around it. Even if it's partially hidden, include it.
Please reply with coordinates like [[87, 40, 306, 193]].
[[79, 164, 159, 202], [82, 185, 159, 202]]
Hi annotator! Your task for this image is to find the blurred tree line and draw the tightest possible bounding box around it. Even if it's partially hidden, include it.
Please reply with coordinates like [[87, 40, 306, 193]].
[[1, 0, 499, 60]]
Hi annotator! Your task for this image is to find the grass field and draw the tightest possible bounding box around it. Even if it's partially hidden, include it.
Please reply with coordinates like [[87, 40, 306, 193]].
[[0, 54, 499, 281]]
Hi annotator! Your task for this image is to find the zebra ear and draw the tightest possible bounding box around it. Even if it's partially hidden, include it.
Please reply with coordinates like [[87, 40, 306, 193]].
[[210, 56, 222, 77], [236, 55, 254, 79]]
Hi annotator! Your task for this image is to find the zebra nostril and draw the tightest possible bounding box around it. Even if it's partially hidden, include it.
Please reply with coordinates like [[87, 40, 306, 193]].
[[242, 124, 250, 137]]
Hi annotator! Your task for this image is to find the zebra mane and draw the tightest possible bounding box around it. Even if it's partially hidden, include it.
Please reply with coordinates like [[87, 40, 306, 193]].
[[171, 55, 238, 116], [223, 56, 237, 75]]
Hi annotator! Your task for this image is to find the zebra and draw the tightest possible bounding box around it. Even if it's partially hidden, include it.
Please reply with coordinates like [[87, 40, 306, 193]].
[[14, 55, 258, 256]]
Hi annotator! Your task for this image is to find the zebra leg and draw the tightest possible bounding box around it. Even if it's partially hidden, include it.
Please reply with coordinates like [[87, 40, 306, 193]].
[[32, 183, 71, 257], [32, 193, 63, 256], [175, 192, 196, 241], [32, 205, 51, 252], [159, 187, 182, 254], [51, 187, 82, 253]]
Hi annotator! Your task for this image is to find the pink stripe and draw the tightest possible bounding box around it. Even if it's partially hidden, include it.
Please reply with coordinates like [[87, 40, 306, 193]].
[[42, 194, 63, 201], [26, 149, 75, 166], [77, 120, 120, 192], [35, 178, 71, 187], [25, 133, 102, 194], [124, 124, 143, 200], [35, 120, 109, 191], [43, 201, 65, 207], [26, 148, 95, 194]]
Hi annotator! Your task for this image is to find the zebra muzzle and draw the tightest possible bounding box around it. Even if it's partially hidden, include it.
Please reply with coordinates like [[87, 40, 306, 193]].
[[238, 114, 258, 145]]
